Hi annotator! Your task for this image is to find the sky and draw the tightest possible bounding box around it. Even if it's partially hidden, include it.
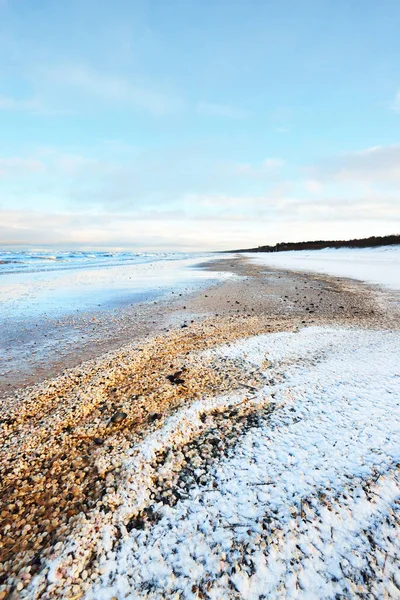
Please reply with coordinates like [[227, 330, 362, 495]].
[[0, 0, 400, 251]]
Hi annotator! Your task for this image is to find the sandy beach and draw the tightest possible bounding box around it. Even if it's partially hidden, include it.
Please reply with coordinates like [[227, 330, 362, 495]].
[[4, 1, 400, 597], [0, 253, 226, 396], [1, 253, 399, 599]]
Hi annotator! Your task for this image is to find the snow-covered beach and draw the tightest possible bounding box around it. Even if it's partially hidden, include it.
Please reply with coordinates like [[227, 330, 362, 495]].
[[4, 1, 400, 598], [247, 245, 400, 291], [2, 248, 399, 599], [85, 327, 400, 599]]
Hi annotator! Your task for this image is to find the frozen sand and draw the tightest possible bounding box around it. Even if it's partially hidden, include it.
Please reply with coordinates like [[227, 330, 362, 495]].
[[247, 245, 400, 290], [3, 251, 399, 599], [72, 328, 400, 599]]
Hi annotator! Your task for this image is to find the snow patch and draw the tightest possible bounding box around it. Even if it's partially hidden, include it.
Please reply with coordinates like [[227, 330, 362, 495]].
[[246, 245, 400, 290], [85, 327, 400, 599]]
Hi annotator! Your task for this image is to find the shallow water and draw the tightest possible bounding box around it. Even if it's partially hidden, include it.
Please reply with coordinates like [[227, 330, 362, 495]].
[[0, 251, 228, 393], [0, 249, 207, 275], [0, 252, 219, 320]]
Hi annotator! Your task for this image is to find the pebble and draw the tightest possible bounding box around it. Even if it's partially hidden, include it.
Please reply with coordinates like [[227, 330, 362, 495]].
[[110, 411, 128, 424]]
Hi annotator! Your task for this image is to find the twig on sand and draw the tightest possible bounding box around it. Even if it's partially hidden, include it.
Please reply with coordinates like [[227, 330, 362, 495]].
[[374, 471, 382, 483], [247, 482, 273, 486], [239, 382, 259, 391], [383, 551, 389, 575]]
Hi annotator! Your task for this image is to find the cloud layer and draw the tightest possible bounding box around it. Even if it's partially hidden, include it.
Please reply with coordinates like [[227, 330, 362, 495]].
[[1, 142, 399, 249]]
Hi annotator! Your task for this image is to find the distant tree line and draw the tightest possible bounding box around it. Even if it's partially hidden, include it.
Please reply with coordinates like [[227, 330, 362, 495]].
[[232, 234, 400, 253]]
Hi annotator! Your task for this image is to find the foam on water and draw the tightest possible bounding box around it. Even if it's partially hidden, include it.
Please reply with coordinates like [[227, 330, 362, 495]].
[[0, 250, 212, 275]]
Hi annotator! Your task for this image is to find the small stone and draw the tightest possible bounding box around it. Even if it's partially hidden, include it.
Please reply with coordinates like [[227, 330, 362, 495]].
[[148, 413, 162, 423], [110, 412, 128, 424], [93, 437, 104, 445], [166, 372, 185, 385]]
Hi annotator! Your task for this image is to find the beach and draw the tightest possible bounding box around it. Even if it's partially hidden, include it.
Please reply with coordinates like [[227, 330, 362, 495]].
[[1, 250, 399, 599], [0, 252, 227, 395]]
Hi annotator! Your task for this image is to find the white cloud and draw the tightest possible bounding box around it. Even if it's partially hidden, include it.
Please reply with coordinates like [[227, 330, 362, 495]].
[[2, 142, 399, 250], [0, 95, 42, 112], [391, 90, 400, 112], [278, 196, 400, 221], [0, 149, 113, 181], [43, 65, 182, 116], [304, 179, 323, 194], [0, 209, 262, 250], [1, 206, 397, 251], [235, 158, 285, 176], [0, 157, 46, 177], [0, 94, 75, 116], [35, 147, 115, 177], [314, 144, 400, 183], [197, 101, 248, 119], [264, 158, 285, 169], [270, 107, 293, 133]]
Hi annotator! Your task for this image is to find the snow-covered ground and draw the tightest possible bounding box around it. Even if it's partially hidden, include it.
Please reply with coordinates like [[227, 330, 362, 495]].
[[246, 245, 400, 290], [81, 327, 400, 600], [25, 248, 400, 599]]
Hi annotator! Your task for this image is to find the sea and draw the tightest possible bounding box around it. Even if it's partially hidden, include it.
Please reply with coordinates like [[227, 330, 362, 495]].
[[0, 249, 229, 392], [0, 249, 212, 275]]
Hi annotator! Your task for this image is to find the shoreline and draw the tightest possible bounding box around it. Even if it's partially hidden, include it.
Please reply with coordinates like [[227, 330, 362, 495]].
[[2, 252, 398, 398], [1, 255, 399, 598], [0, 257, 230, 397]]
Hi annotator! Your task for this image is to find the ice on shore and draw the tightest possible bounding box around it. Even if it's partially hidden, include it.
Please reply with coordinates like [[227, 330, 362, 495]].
[[246, 245, 400, 290], [83, 327, 400, 599]]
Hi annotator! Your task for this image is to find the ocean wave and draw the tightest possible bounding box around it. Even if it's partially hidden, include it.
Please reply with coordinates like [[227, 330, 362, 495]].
[[0, 250, 211, 275]]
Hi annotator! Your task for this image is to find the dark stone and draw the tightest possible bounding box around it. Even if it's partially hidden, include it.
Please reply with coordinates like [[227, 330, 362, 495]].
[[93, 437, 104, 445], [148, 412, 162, 423], [110, 411, 128, 424], [166, 371, 185, 385], [143, 506, 161, 524], [126, 516, 146, 532]]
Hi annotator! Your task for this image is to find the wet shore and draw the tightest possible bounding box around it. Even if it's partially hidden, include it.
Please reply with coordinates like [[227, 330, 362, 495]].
[[0, 256, 228, 397]]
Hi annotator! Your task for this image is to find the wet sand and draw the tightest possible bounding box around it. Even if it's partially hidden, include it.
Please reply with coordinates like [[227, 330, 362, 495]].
[[0, 255, 398, 598], [2, 253, 397, 398], [0, 258, 225, 397]]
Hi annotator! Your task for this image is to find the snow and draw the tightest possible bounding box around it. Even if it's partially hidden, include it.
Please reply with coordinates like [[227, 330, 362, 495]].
[[84, 326, 400, 599], [246, 245, 400, 291]]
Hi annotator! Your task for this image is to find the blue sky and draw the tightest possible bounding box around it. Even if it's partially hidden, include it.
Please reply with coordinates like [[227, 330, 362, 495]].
[[1, 0, 400, 250]]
